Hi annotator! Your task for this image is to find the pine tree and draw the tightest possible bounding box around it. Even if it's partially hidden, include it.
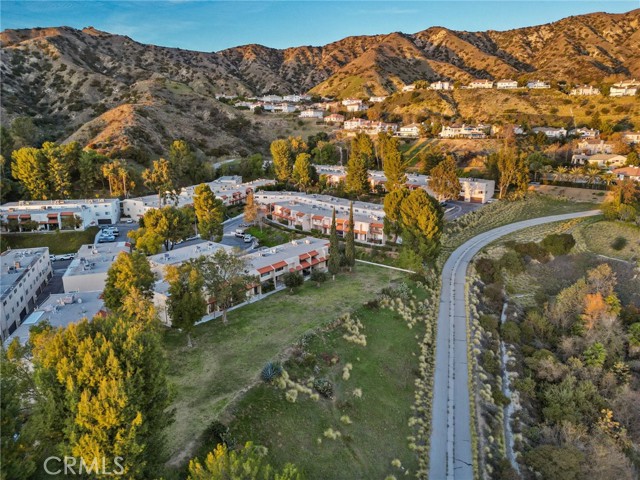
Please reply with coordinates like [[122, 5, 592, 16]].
[[351, 132, 375, 169], [10, 147, 50, 199], [328, 208, 341, 278], [292, 153, 314, 191], [381, 134, 406, 192], [43, 142, 72, 199], [383, 187, 409, 242], [29, 310, 172, 478], [344, 202, 355, 271], [345, 152, 369, 196]]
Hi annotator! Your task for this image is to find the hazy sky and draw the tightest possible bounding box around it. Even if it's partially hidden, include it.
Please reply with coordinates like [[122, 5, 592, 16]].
[[1, 1, 638, 52]]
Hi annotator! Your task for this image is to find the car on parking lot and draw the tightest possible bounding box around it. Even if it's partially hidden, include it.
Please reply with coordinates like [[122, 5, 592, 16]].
[[125, 219, 134, 224], [50, 254, 59, 262], [98, 235, 116, 243], [235, 228, 246, 238], [243, 234, 253, 243], [60, 254, 74, 261]]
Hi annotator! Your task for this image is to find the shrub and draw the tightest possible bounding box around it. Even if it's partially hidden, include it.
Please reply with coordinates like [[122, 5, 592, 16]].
[[475, 257, 501, 284], [261, 281, 275, 294], [513, 241, 550, 262], [541, 233, 576, 256], [261, 362, 283, 382], [498, 250, 525, 274], [313, 378, 334, 398], [611, 236, 628, 251], [202, 421, 229, 447], [501, 321, 521, 344], [310, 270, 328, 285]]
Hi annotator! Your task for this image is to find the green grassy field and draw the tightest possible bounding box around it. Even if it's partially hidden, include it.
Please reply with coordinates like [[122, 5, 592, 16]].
[[224, 296, 423, 479], [246, 224, 300, 247], [577, 219, 640, 262], [0, 227, 99, 254], [163, 263, 405, 466]]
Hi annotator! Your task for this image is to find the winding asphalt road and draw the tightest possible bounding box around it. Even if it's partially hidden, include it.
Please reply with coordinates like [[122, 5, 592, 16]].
[[428, 210, 600, 480]]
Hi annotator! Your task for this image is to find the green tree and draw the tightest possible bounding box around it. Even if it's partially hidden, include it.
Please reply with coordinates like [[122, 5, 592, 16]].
[[10, 117, 38, 148], [345, 147, 370, 196], [328, 208, 341, 278], [524, 445, 584, 480], [399, 189, 443, 261], [429, 155, 461, 200], [584, 342, 607, 368], [418, 144, 445, 175], [626, 151, 638, 166], [239, 153, 264, 180], [102, 159, 135, 197], [78, 150, 108, 196], [193, 184, 225, 241], [283, 271, 304, 293], [292, 153, 316, 191], [188, 442, 302, 480], [380, 133, 406, 191], [0, 125, 15, 160], [202, 249, 255, 324], [143, 158, 176, 205], [29, 310, 172, 478], [351, 132, 375, 169], [169, 139, 199, 185], [270, 139, 293, 182], [42, 142, 72, 198], [166, 260, 206, 347], [383, 187, 410, 242], [312, 141, 339, 165], [11, 147, 50, 199], [344, 202, 355, 271], [103, 251, 156, 311], [496, 143, 528, 199]]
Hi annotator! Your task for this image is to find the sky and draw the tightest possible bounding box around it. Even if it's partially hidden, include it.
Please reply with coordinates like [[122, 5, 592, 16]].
[[1, 1, 638, 52]]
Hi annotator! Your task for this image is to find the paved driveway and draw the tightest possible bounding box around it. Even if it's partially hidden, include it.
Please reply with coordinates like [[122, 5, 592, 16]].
[[429, 209, 600, 480]]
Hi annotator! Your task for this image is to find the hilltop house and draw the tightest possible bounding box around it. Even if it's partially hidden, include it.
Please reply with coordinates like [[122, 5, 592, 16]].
[[532, 127, 566, 138], [402, 84, 416, 92], [369, 96, 386, 103], [527, 80, 551, 89], [346, 103, 369, 112], [610, 80, 639, 97], [430, 81, 454, 91], [576, 139, 613, 155]]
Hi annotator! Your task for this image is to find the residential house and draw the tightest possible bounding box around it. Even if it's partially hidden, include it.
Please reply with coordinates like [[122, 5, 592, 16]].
[[496, 79, 518, 89], [527, 80, 551, 89], [1, 248, 52, 342], [610, 80, 639, 97], [299, 109, 324, 119], [532, 127, 567, 138], [343, 118, 371, 131], [612, 166, 640, 182], [430, 81, 454, 91], [258, 95, 283, 103], [585, 154, 627, 169], [439, 124, 489, 139], [569, 128, 600, 139], [468, 79, 494, 89], [324, 113, 345, 124], [341, 98, 363, 106], [346, 103, 369, 112], [369, 96, 387, 103], [570, 85, 600, 96], [402, 84, 416, 92], [397, 124, 422, 138], [622, 132, 640, 144], [576, 139, 613, 155], [283, 94, 311, 103], [7, 291, 106, 346]]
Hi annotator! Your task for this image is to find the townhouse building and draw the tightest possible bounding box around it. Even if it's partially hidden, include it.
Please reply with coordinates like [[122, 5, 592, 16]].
[[1, 248, 52, 341], [0, 198, 120, 232], [62, 242, 130, 293]]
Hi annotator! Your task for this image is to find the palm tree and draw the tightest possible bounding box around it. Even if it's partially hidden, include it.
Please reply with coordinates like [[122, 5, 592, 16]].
[[585, 167, 601, 189], [541, 165, 553, 183], [600, 172, 615, 190], [569, 166, 584, 184], [554, 166, 569, 183]]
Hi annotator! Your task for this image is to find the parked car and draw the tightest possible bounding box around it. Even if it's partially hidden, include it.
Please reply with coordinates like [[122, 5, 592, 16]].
[[235, 228, 245, 238], [125, 219, 134, 224], [49, 254, 59, 262], [98, 235, 116, 243], [243, 234, 253, 243], [60, 254, 74, 261]]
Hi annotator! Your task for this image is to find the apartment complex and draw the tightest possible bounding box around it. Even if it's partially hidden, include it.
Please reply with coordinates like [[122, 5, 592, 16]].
[[1, 248, 52, 341], [147, 242, 233, 275], [62, 242, 130, 293], [254, 191, 387, 245], [314, 166, 495, 203], [122, 178, 275, 219], [0, 198, 120, 231], [7, 291, 106, 345]]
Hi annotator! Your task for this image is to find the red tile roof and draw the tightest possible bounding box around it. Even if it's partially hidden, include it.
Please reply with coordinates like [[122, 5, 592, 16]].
[[257, 266, 273, 274], [300, 260, 311, 268], [272, 260, 287, 269]]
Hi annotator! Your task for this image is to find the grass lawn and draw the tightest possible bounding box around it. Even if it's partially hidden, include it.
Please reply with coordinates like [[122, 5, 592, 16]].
[[0, 227, 99, 254], [163, 263, 405, 467], [224, 294, 423, 479], [577, 219, 640, 262]]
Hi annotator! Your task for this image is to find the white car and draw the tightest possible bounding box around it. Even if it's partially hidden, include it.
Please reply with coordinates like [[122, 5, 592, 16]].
[[243, 234, 253, 243]]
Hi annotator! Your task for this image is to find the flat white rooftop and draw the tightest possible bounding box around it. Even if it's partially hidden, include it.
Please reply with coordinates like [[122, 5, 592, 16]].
[[148, 241, 233, 268], [1, 248, 48, 298], [63, 242, 130, 277], [5, 291, 105, 345]]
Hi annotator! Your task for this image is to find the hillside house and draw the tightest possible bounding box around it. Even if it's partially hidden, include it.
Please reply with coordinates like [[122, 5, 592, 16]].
[[527, 80, 551, 89], [610, 80, 639, 97], [402, 84, 416, 92], [612, 166, 640, 182], [324, 113, 345, 124], [440, 124, 489, 139], [570, 85, 600, 95], [496, 79, 518, 89], [398, 124, 422, 138], [430, 81, 454, 91], [623, 132, 640, 144], [299, 109, 324, 119], [468, 79, 493, 89], [569, 128, 599, 139], [346, 103, 369, 112], [576, 139, 613, 155], [532, 127, 566, 138], [586, 154, 626, 169], [369, 96, 387, 103]]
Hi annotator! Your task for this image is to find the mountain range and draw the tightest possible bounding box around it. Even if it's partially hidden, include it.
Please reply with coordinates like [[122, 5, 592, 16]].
[[1, 9, 639, 159]]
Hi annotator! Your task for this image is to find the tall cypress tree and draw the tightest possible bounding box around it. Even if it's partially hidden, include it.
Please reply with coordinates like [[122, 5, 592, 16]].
[[328, 208, 341, 278], [344, 202, 355, 271]]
